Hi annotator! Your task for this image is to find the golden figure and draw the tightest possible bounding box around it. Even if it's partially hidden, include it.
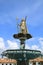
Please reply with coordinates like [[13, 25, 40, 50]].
[[20, 18, 28, 34]]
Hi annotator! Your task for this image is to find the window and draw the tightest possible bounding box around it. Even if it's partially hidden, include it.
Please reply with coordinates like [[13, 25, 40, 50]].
[[6, 64, 7, 65], [2, 64, 3, 65], [10, 64, 11, 65], [33, 62, 36, 65]]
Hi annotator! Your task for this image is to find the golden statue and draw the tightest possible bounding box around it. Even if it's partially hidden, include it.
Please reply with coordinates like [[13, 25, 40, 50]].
[[20, 19, 28, 34]]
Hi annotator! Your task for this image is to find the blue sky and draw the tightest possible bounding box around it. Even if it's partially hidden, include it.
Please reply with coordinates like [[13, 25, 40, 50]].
[[0, 0, 43, 55]]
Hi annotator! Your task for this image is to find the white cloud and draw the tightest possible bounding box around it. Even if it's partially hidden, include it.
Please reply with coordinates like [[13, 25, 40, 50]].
[[31, 45, 39, 50], [0, 37, 43, 54], [30, 37, 43, 53], [38, 38, 43, 53], [0, 37, 5, 49], [39, 38, 43, 48], [39, 38, 43, 41], [25, 37, 43, 53], [25, 44, 30, 49], [0, 37, 6, 57], [7, 40, 19, 49], [39, 38, 43, 47]]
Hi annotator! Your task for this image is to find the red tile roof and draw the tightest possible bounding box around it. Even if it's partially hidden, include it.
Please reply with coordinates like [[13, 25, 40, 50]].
[[30, 57, 43, 62], [0, 58, 17, 63]]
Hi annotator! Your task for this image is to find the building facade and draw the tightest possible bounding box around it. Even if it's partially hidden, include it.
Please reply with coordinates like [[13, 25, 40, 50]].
[[0, 58, 17, 65], [0, 57, 43, 65], [29, 57, 43, 65]]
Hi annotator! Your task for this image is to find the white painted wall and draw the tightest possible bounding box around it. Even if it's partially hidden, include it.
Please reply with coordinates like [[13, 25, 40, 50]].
[[0, 63, 2, 65], [29, 62, 33, 65], [36, 62, 39, 65]]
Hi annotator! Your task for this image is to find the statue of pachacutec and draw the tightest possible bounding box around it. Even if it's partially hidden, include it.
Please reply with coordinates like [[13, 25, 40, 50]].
[[14, 16, 32, 39], [20, 19, 28, 34], [18, 17, 28, 34]]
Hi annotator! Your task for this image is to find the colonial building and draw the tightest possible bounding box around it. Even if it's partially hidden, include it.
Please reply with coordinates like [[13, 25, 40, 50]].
[[0, 57, 43, 65], [0, 58, 17, 65], [29, 57, 43, 65]]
